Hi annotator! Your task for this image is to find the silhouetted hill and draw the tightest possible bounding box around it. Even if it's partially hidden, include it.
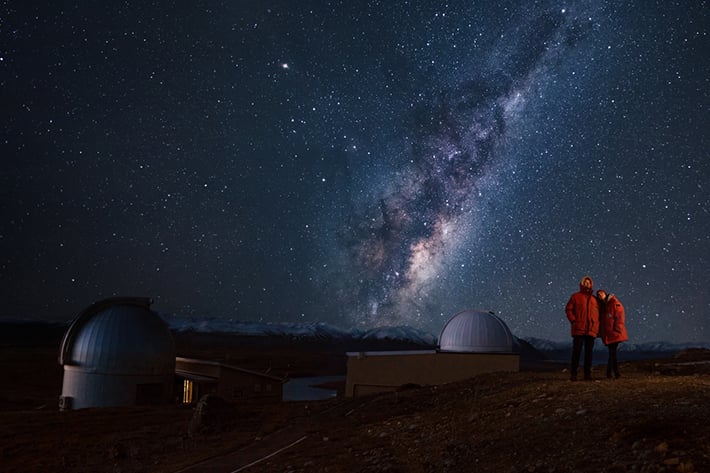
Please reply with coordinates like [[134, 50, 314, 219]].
[[1, 336, 709, 472]]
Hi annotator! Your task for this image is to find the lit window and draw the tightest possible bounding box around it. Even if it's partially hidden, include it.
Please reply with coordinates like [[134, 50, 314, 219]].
[[183, 380, 193, 404]]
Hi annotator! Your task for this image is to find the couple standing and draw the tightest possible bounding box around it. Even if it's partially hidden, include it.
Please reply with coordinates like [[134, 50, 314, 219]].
[[565, 276, 628, 381]]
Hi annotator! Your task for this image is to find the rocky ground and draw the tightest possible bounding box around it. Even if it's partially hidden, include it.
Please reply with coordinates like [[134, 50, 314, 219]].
[[1, 324, 708, 473]]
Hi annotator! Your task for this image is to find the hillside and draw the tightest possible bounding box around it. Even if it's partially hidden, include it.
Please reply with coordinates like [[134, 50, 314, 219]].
[[0, 324, 708, 472]]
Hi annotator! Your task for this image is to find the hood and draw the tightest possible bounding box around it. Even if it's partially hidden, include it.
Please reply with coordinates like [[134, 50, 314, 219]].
[[579, 276, 593, 294]]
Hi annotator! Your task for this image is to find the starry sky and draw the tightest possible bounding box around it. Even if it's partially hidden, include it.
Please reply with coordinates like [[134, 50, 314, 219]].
[[2, 1, 708, 343]]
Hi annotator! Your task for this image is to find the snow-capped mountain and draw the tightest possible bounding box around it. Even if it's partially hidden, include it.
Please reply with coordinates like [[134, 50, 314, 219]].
[[159, 313, 710, 353], [159, 313, 438, 345]]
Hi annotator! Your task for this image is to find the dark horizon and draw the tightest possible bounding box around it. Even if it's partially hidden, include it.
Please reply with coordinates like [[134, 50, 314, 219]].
[[2, 317, 708, 358]]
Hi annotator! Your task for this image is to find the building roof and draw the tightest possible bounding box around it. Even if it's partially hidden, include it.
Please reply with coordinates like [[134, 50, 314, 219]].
[[176, 357, 285, 382], [59, 297, 175, 374], [438, 309, 514, 353], [175, 370, 219, 383], [346, 350, 437, 357]]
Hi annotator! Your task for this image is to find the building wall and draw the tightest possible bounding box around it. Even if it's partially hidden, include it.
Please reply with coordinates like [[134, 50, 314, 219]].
[[345, 351, 520, 397], [61, 366, 174, 409], [216, 368, 281, 400], [176, 358, 283, 402]]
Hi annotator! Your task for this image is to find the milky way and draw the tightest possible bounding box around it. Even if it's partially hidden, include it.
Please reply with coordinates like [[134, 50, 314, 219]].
[[2, 1, 708, 343], [336, 9, 595, 328]]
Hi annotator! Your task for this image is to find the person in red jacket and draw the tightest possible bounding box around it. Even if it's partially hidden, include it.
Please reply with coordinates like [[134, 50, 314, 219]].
[[565, 276, 600, 381], [596, 289, 629, 379]]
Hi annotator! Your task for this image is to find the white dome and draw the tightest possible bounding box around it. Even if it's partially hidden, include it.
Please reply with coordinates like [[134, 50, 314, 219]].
[[60, 297, 175, 374], [59, 297, 176, 409], [438, 310, 514, 353]]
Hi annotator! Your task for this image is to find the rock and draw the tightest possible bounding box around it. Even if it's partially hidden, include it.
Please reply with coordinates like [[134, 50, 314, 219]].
[[188, 394, 238, 436], [677, 461, 695, 473]]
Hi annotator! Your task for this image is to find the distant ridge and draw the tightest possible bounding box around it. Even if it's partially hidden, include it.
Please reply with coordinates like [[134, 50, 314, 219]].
[[523, 335, 710, 352], [2, 318, 707, 357], [0, 319, 69, 345], [159, 313, 439, 346]]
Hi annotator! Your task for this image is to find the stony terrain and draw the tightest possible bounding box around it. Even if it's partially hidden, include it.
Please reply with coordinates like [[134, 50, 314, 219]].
[[1, 324, 708, 473]]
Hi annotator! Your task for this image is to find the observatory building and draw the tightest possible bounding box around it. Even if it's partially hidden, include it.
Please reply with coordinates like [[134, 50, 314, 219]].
[[58, 297, 176, 410], [345, 310, 519, 397]]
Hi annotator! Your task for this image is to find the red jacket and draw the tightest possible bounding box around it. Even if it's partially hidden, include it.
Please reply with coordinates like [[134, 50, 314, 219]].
[[599, 294, 628, 345], [565, 283, 600, 337]]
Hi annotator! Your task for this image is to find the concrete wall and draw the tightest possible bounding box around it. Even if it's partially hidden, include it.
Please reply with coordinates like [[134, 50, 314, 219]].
[[217, 368, 281, 400], [61, 366, 174, 409], [345, 350, 519, 397]]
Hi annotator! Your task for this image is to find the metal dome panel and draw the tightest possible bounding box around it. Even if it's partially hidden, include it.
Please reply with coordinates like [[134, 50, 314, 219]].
[[61, 297, 175, 375], [438, 310, 514, 353]]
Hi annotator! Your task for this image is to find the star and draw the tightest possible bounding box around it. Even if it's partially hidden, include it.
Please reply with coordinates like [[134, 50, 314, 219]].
[[0, 0, 707, 344]]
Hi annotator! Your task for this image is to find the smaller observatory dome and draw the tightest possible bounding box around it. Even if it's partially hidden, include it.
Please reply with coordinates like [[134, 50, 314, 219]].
[[58, 297, 175, 409], [438, 310, 514, 353]]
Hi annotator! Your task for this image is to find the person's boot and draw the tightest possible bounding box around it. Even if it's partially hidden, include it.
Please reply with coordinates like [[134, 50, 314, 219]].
[[606, 366, 612, 378]]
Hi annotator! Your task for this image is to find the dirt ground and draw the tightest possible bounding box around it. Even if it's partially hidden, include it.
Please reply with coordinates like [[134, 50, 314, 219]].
[[1, 325, 709, 473]]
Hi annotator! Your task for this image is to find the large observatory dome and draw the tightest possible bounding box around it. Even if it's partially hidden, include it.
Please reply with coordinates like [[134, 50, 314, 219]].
[[58, 297, 175, 409], [59, 297, 175, 372], [438, 310, 514, 353]]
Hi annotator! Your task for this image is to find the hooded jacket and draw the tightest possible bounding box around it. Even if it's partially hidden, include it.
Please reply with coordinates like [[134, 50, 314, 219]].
[[565, 276, 600, 337], [599, 294, 628, 345]]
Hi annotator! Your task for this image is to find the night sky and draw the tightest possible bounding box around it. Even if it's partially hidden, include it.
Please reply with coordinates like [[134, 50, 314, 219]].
[[2, 1, 708, 343]]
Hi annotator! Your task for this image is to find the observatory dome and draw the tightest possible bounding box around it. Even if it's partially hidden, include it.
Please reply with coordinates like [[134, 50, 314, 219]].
[[60, 297, 175, 373], [438, 310, 514, 353], [58, 297, 175, 409]]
